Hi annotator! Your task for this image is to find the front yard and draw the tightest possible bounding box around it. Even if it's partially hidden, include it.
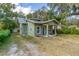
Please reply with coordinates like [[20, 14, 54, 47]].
[[0, 33, 79, 56]]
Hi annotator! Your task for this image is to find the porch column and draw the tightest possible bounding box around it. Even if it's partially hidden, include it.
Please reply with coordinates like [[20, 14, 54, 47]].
[[54, 26, 57, 36], [46, 24, 49, 37], [20, 23, 23, 35]]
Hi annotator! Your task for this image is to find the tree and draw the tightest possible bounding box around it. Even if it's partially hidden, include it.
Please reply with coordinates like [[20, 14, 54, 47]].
[[0, 3, 24, 18], [26, 6, 49, 20], [0, 17, 18, 32], [47, 3, 70, 22], [0, 3, 15, 18], [68, 4, 79, 13], [26, 13, 33, 19], [26, 3, 79, 24]]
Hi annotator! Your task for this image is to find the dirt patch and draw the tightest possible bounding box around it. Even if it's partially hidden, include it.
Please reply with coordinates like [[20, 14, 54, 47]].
[[7, 44, 18, 56], [6, 43, 47, 56], [26, 42, 48, 56], [35, 35, 79, 56]]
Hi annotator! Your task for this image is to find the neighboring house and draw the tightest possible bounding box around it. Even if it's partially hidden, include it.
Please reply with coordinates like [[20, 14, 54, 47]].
[[67, 14, 79, 20], [18, 18, 59, 37], [66, 13, 79, 28]]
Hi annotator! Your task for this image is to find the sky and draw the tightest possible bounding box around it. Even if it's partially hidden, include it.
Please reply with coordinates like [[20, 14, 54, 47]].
[[13, 3, 47, 15]]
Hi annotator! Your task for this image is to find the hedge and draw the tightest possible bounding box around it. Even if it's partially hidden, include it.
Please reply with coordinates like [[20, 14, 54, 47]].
[[0, 30, 11, 43]]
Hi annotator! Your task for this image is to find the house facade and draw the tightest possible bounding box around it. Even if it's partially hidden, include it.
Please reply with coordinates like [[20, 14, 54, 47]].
[[18, 18, 58, 37]]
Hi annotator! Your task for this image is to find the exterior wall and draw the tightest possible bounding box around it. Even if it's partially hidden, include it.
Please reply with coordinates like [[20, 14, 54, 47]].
[[22, 23, 28, 35], [20, 23, 23, 35], [27, 22, 35, 36], [19, 23, 28, 36]]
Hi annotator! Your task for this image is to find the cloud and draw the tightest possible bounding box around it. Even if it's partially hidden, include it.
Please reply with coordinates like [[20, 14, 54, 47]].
[[13, 3, 32, 15], [21, 6, 32, 15], [47, 6, 50, 10]]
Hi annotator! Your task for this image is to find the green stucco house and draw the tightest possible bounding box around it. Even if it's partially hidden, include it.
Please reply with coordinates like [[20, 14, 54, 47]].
[[18, 18, 59, 37]]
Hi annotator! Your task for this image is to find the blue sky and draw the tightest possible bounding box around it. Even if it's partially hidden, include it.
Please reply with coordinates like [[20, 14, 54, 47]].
[[14, 3, 48, 15], [19, 3, 47, 11]]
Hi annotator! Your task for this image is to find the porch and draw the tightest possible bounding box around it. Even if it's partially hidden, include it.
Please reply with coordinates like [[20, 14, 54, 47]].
[[35, 24, 57, 37]]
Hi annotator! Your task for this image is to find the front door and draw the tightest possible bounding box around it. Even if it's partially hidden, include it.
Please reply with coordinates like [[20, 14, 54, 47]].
[[36, 26, 41, 35]]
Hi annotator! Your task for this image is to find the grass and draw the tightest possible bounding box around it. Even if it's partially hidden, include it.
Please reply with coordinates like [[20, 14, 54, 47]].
[[0, 36, 13, 55], [1, 33, 79, 55]]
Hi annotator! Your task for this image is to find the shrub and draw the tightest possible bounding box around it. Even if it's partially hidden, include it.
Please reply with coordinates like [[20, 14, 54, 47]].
[[57, 26, 71, 34], [0, 30, 11, 44], [57, 26, 79, 35], [69, 27, 79, 35], [0, 22, 6, 30]]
